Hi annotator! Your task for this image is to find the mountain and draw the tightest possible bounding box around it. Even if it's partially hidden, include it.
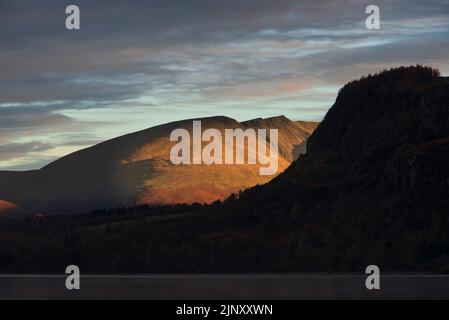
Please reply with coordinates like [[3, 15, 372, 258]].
[[0, 115, 318, 214], [196, 65, 449, 271], [2, 66, 446, 274], [72, 65, 446, 273], [259, 66, 448, 206]]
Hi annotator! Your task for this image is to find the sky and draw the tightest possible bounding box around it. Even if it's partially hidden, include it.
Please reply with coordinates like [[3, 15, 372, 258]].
[[0, 0, 448, 170]]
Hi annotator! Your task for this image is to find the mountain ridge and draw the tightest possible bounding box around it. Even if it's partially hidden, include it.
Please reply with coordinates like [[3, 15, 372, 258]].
[[0, 115, 318, 214]]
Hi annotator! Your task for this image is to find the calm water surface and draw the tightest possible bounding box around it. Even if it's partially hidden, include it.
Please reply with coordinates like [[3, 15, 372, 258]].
[[0, 274, 448, 300]]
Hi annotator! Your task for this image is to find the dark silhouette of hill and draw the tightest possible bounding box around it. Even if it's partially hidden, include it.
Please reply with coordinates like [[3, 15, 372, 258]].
[[211, 65, 448, 272], [245, 65, 448, 210], [0, 66, 447, 273]]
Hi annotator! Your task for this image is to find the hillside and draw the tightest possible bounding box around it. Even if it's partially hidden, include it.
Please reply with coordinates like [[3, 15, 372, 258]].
[[0, 116, 318, 214]]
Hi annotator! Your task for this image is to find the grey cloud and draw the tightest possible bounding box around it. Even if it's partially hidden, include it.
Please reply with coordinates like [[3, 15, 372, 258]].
[[0, 156, 59, 171], [1, 0, 448, 106], [0, 105, 73, 130], [1, 0, 448, 170], [0, 142, 52, 162]]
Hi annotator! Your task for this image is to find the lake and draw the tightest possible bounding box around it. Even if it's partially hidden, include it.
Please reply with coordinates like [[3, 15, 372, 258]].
[[0, 274, 448, 299]]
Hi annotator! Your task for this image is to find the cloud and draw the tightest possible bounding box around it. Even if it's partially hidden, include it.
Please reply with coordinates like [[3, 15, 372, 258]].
[[0, 105, 73, 130], [0, 142, 52, 162], [2, 1, 448, 107], [1, 0, 448, 169]]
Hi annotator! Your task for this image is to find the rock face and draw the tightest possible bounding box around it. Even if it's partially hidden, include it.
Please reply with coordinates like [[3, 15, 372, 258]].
[[0, 115, 318, 214], [274, 66, 449, 199]]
